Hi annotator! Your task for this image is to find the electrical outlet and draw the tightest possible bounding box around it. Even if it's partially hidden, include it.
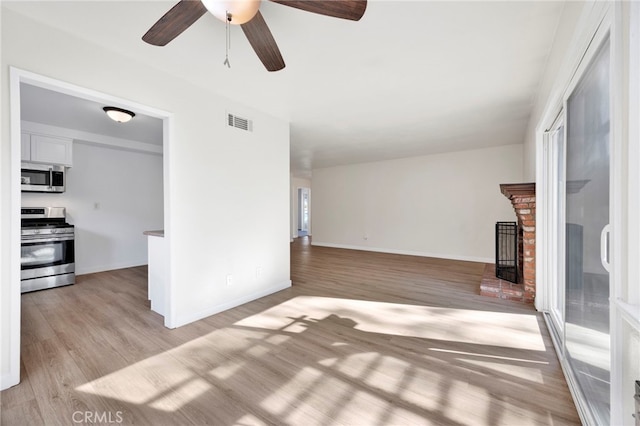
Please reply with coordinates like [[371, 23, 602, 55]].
[[256, 267, 262, 279], [226, 275, 233, 286]]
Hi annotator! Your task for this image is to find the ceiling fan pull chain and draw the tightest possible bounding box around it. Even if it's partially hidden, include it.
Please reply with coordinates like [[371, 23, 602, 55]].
[[223, 11, 231, 68]]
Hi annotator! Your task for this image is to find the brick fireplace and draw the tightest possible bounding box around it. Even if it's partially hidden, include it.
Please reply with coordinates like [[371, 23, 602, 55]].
[[480, 183, 536, 303]]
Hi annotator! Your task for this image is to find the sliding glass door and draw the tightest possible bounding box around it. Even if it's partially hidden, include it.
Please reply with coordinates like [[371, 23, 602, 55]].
[[564, 37, 611, 424]]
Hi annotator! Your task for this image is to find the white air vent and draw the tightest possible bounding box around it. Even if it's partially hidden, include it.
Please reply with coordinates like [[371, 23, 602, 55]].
[[227, 113, 253, 132]]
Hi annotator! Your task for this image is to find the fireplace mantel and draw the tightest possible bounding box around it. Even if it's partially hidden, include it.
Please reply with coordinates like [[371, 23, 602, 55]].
[[500, 183, 535, 199]]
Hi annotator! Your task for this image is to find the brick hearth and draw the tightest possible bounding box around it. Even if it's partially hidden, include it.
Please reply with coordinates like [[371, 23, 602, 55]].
[[480, 183, 536, 303], [479, 264, 525, 301]]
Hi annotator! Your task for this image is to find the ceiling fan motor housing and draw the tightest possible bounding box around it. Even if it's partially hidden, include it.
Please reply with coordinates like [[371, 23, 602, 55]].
[[201, 0, 261, 24]]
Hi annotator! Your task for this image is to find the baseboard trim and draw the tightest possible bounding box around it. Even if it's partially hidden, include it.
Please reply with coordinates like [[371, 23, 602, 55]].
[[173, 280, 292, 328], [76, 260, 148, 276], [310, 242, 493, 264]]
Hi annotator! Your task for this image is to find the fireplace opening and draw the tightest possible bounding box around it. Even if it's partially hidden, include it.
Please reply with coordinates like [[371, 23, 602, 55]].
[[481, 183, 535, 303], [496, 222, 518, 283]]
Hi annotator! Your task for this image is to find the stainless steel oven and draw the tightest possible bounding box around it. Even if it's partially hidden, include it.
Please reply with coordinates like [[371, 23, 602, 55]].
[[21, 207, 75, 293]]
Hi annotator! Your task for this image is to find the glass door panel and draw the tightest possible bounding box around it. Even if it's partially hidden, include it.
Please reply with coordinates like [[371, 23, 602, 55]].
[[564, 38, 610, 424]]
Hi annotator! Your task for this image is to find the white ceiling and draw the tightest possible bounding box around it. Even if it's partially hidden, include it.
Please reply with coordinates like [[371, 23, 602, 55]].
[[5, 1, 565, 177], [20, 83, 164, 146]]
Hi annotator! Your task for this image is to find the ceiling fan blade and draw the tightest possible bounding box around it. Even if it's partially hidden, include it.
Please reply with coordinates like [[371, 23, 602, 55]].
[[241, 11, 286, 72], [270, 0, 367, 21], [142, 0, 208, 46]]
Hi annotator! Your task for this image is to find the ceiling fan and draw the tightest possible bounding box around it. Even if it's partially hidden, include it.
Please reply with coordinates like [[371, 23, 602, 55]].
[[142, 0, 367, 72]]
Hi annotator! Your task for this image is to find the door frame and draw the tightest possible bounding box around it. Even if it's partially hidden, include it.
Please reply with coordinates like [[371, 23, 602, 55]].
[[541, 111, 566, 338], [4, 67, 174, 390]]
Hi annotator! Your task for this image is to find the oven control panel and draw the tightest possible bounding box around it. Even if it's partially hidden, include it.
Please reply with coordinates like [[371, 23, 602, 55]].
[[21, 208, 46, 215], [21, 207, 66, 219]]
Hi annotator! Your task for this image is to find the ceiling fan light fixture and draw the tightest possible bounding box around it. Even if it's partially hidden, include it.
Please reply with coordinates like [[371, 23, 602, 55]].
[[103, 106, 135, 123], [201, 0, 261, 24], [142, 0, 366, 72]]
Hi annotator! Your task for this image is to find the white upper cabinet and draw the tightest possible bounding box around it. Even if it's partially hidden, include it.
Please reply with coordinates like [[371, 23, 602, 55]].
[[21, 132, 73, 166], [20, 132, 30, 161]]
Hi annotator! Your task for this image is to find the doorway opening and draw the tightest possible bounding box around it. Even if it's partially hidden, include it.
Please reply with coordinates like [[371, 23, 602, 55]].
[[297, 187, 310, 237], [5, 67, 173, 390]]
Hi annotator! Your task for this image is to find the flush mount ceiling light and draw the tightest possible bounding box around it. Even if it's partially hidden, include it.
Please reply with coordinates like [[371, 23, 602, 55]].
[[103, 106, 135, 123]]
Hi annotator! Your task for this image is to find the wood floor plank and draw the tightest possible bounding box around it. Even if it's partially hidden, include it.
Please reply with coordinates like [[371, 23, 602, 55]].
[[0, 398, 45, 426], [1, 238, 580, 425], [20, 337, 109, 425]]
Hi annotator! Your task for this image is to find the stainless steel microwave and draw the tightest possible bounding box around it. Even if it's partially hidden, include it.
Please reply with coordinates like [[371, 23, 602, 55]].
[[21, 163, 65, 193]]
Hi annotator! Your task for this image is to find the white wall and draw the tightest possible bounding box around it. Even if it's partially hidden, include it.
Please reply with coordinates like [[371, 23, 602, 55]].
[[1, 7, 290, 387], [291, 176, 311, 239], [22, 141, 163, 275], [311, 144, 523, 263], [522, 2, 585, 180]]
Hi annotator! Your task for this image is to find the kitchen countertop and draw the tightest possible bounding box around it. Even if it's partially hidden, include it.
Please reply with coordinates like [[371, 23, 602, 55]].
[[143, 230, 164, 238]]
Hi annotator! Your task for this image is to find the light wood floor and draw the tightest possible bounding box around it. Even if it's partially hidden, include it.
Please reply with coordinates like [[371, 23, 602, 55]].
[[1, 237, 579, 425]]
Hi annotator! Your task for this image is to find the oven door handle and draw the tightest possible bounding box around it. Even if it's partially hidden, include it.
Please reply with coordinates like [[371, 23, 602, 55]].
[[49, 167, 53, 189], [21, 235, 74, 243]]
